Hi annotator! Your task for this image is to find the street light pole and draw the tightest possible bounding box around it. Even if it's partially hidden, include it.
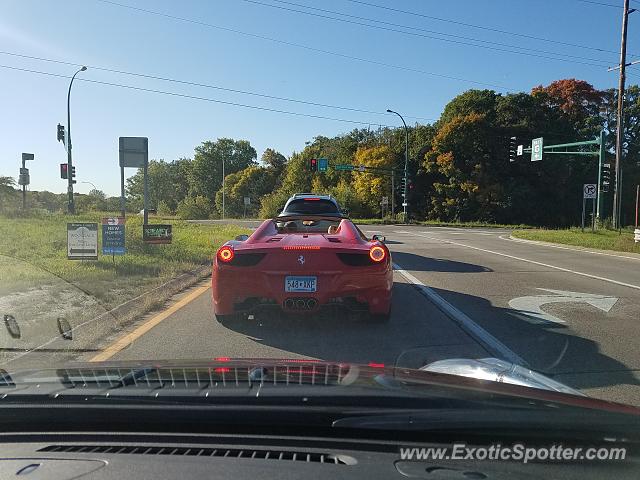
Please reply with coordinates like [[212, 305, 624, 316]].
[[387, 109, 409, 221], [80, 181, 97, 192], [66, 66, 87, 215], [222, 157, 225, 220]]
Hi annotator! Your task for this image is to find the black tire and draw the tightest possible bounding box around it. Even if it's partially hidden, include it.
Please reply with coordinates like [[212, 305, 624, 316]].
[[215, 313, 237, 323], [369, 310, 391, 323]]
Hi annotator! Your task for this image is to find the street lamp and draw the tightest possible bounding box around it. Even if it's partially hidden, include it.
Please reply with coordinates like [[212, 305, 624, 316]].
[[80, 180, 97, 192], [386, 109, 409, 221], [66, 66, 87, 214]]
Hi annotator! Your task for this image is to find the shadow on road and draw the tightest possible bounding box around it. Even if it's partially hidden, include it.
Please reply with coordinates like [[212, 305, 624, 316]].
[[220, 281, 639, 395], [393, 251, 493, 273]]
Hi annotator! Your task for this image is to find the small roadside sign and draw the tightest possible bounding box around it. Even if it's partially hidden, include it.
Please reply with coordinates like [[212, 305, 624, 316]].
[[143, 224, 172, 244], [243, 196, 251, 206], [318, 158, 328, 172], [358, 165, 366, 172], [67, 223, 98, 260], [402, 202, 408, 207], [634, 229, 640, 244], [531, 137, 543, 162], [102, 217, 126, 255], [583, 184, 597, 199], [517, 145, 523, 156], [381, 196, 388, 205]]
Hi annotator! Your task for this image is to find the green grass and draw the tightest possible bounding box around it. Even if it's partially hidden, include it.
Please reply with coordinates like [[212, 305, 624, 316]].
[[353, 218, 532, 229], [512, 228, 640, 254], [0, 213, 250, 308]]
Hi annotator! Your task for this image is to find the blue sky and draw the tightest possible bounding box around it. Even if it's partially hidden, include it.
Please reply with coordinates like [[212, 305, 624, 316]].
[[1, 0, 638, 196]]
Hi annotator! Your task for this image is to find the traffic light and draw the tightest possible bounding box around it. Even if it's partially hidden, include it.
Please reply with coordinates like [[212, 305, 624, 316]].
[[309, 158, 318, 171], [60, 163, 68, 179], [71, 166, 76, 184], [509, 136, 517, 162], [57, 124, 65, 144], [601, 162, 611, 193]]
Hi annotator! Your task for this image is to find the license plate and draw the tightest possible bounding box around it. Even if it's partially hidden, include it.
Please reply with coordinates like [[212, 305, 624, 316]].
[[285, 276, 317, 292]]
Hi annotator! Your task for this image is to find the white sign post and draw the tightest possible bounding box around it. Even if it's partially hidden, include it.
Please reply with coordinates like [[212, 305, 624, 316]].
[[531, 138, 543, 162], [67, 223, 98, 260], [243, 196, 250, 218], [583, 184, 597, 232]]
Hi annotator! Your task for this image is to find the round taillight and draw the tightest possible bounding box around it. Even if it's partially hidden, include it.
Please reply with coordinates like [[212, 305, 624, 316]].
[[369, 245, 386, 262], [217, 245, 234, 263]]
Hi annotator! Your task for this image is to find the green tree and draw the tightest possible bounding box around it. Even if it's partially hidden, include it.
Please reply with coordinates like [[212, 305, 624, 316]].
[[0, 176, 17, 212], [261, 148, 287, 172], [176, 195, 213, 220], [126, 158, 191, 213], [215, 166, 277, 217], [352, 145, 395, 215], [189, 139, 257, 202]]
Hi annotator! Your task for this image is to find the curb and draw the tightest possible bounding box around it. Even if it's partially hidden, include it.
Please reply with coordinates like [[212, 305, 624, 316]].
[[506, 235, 640, 261]]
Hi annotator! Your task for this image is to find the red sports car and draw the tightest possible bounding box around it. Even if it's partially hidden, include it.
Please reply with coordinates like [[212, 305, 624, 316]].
[[212, 215, 393, 322]]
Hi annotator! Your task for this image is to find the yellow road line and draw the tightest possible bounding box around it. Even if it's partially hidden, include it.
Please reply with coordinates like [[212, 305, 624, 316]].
[[89, 283, 211, 362]]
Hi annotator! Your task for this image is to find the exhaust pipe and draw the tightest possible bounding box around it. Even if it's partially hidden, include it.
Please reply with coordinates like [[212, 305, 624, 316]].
[[295, 299, 306, 309], [284, 298, 295, 309], [306, 298, 318, 309]]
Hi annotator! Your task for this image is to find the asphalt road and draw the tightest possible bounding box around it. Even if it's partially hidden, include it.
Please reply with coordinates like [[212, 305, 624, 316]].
[[76, 223, 640, 406]]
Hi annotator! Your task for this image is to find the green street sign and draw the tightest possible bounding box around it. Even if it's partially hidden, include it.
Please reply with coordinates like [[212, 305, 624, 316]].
[[531, 137, 543, 162], [334, 164, 354, 171]]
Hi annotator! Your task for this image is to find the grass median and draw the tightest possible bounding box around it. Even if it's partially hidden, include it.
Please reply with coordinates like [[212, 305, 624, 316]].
[[353, 218, 532, 228], [511, 228, 640, 254], [0, 213, 251, 309]]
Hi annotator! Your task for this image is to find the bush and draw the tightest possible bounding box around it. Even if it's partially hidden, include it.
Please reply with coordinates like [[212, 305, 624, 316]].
[[259, 191, 289, 218], [176, 196, 212, 220]]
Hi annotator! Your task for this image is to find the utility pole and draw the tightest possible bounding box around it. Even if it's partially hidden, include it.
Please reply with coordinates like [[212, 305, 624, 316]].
[[613, 0, 632, 229]]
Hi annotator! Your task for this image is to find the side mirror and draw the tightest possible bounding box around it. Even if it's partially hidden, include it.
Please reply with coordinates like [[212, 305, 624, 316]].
[[341, 209, 350, 217], [372, 234, 386, 243], [235, 234, 249, 241]]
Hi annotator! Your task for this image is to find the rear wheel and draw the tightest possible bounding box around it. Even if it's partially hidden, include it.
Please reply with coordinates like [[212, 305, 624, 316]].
[[215, 313, 238, 323], [370, 311, 390, 323], [369, 304, 391, 323]]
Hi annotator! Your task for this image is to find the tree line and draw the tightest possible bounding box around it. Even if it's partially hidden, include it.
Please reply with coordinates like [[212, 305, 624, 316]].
[[1, 78, 638, 226]]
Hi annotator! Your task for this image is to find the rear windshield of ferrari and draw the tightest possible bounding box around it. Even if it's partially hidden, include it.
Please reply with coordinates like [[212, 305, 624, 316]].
[[274, 218, 341, 234], [283, 199, 339, 214]]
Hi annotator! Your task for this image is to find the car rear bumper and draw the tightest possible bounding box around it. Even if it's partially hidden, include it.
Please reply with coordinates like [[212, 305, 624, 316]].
[[212, 267, 392, 316]]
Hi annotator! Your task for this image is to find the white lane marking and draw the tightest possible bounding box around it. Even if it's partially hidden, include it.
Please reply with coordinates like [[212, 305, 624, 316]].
[[502, 234, 640, 262], [508, 289, 619, 325], [393, 262, 526, 366], [407, 232, 640, 291], [364, 230, 383, 234]]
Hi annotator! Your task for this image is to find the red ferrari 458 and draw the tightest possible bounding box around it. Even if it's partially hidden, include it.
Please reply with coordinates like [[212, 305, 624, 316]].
[[212, 215, 393, 322]]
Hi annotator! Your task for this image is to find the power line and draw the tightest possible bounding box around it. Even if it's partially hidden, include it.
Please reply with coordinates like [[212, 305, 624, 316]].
[[343, 0, 625, 56], [242, 0, 612, 67], [95, 0, 513, 90], [0, 63, 405, 127], [571, 0, 623, 7], [0, 50, 435, 122]]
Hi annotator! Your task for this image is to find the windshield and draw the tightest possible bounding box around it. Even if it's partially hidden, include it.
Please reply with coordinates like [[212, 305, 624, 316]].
[[1, 0, 640, 466], [283, 199, 340, 215]]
